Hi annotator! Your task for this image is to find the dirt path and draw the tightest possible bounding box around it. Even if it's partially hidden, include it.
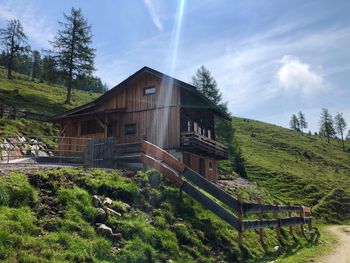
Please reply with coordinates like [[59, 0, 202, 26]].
[[319, 225, 350, 263]]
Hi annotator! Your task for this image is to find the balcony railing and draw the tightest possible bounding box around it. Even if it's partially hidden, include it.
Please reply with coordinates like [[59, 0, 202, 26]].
[[180, 132, 229, 159]]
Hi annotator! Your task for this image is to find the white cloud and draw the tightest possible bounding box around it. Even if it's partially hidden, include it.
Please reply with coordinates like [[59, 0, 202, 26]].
[[277, 55, 324, 94], [143, 0, 164, 32]]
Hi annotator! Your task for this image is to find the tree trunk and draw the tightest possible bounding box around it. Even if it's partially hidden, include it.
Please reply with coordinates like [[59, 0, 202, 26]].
[[7, 54, 13, 80]]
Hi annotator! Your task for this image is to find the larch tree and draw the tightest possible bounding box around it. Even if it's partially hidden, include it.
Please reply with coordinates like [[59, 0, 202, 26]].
[[191, 65, 222, 105], [51, 7, 95, 104], [289, 114, 300, 132], [298, 111, 308, 134], [0, 19, 28, 79], [319, 108, 336, 143], [334, 113, 347, 151]]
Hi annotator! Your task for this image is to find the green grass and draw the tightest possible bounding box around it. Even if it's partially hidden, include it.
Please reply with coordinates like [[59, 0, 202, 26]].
[[0, 168, 317, 262], [0, 67, 101, 116], [232, 117, 350, 223]]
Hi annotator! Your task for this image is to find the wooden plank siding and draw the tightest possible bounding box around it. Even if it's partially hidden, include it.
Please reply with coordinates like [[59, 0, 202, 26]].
[[183, 152, 218, 181]]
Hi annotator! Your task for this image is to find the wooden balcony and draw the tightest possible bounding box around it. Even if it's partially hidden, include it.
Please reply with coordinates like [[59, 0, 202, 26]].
[[180, 132, 229, 159]]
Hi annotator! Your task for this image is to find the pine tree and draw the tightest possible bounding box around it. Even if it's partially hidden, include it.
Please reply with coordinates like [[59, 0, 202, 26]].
[[334, 113, 347, 151], [0, 19, 28, 79], [51, 7, 95, 104], [319, 108, 336, 143], [191, 65, 222, 105], [289, 114, 300, 132], [31, 50, 42, 81], [298, 111, 307, 134]]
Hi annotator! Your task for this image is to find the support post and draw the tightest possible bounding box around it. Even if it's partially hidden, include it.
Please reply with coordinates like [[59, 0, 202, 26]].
[[300, 209, 305, 236], [238, 194, 244, 247], [274, 200, 281, 240], [257, 197, 264, 245], [288, 202, 293, 236]]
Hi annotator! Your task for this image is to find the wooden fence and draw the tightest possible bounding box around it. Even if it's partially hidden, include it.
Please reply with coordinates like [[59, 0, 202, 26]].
[[140, 140, 312, 246], [0, 103, 50, 121]]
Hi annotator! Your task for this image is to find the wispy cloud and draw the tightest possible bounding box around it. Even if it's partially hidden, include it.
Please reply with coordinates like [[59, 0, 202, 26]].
[[143, 0, 164, 32], [0, 0, 54, 49]]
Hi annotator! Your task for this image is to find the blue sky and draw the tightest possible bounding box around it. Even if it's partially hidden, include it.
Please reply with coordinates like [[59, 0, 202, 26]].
[[0, 0, 350, 132]]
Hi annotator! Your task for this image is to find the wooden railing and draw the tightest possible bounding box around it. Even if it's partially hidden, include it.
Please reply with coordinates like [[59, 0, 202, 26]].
[[140, 140, 312, 246], [181, 132, 229, 159]]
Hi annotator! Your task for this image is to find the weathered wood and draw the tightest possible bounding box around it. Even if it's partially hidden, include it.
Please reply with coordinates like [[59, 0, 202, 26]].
[[274, 200, 281, 240], [288, 202, 293, 236], [140, 154, 184, 188], [141, 140, 186, 173], [257, 198, 264, 244]]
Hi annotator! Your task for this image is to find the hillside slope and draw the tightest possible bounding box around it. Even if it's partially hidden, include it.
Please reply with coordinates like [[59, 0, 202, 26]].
[[233, 117, 350, 223], [0, 68, 101, 136]]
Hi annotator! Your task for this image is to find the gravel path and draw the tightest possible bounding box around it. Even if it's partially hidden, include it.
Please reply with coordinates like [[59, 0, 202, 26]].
[[320, 225, 350, 263]]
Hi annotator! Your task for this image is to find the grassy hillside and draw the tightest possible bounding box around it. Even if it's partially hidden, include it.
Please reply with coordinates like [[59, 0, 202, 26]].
[[0, 167, 318, 263], [232, 117, 350, 223], [0, 67, 101, 136], [0, 67, 101, 116]]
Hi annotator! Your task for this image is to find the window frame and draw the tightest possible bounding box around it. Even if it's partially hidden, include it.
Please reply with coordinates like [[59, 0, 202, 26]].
[[124, 123, 136, 135], [143, 86, 157, 96]]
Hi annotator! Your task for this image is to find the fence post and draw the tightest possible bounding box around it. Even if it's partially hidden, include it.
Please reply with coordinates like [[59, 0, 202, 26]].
[[288, 202, 293, 236], [0, 104, 3, 118], [238, 194, 244, 247], [257, 197, 264, 245], [308, 208, 312, 232], [274, 200, 281, 240], [300, 208, 305, 236]]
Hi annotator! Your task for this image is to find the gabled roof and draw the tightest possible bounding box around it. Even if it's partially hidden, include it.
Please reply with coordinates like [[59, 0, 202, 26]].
[[52, 66, 231, 121]]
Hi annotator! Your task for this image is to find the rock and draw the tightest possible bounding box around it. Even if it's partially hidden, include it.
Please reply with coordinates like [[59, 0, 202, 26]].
[[18, 137, 26, 143], [96, 223, 121, 240], [274, 246, 279, 251], [344, 228, 350, 232], [96, 208, 107, 222], [103, 197, 113, 206], [105, 207, 122, 217], [38, 150, 49, 157], [92, 195, 103, 207]]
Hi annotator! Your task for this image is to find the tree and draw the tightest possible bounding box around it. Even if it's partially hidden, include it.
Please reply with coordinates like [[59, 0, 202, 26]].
[[334, 113, 347, 151], [191, 66, 246, 177], [290, 114, 300, 132], [319, 108, 336, 143], [347, 130, 350, 141], [0, 19, 28, 79], [298, 111, 308, 134], [191, 65, 222, 105], [51, 8, 95, 104], [31, 50, 42, 81]]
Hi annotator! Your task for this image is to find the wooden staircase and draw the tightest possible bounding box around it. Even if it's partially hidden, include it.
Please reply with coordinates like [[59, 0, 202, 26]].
[[140, 140, 313, 246]]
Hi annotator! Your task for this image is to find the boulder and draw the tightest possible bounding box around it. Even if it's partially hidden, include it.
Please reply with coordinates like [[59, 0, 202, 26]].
[[96, 223, 121, 240], [96, 208, 107, 222], [103, 197, 113, 206], [92, 195, 103, 207], [105, 207, 122, 217]]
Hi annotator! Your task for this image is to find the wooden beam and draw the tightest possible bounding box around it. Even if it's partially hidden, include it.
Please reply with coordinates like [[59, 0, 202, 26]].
[[140, 154, 184, 188], [141, 140, 186, 173]]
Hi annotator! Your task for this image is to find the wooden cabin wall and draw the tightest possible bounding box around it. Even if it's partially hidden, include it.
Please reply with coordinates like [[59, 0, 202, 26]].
[[183, 152, 218, 181], [117, 106, 180, 149]]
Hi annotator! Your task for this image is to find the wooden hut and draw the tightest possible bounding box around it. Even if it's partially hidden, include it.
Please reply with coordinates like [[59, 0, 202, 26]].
[[53, 66, 230, 181]]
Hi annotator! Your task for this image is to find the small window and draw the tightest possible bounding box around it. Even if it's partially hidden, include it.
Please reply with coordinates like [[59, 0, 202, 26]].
[[124, 124, 136, 135], [143, 86, 156, 95], [187, 120, 191, 132]]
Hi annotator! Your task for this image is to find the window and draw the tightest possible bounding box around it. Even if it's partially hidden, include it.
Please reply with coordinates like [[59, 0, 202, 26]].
[[124, 124, 136, 135], [187, 120, 191, 132], [143, 86, 156, 95]]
